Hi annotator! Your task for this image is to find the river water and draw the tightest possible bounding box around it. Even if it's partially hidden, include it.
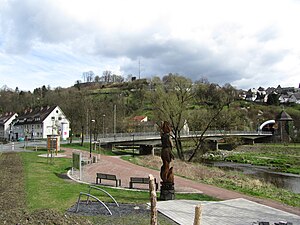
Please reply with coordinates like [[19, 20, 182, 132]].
[[206, 161, 300, 194]]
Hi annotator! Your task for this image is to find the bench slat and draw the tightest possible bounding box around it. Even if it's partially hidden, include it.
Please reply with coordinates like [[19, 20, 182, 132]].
[[130, 177, 149, 183], [96, 173, 121, 187], [129, 177, 158, 190]]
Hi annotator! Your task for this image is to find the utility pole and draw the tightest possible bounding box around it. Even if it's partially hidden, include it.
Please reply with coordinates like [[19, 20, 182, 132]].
[[102, 114, 106, 138], [113, 105, 116, 136], [89, 119, 95, 158]]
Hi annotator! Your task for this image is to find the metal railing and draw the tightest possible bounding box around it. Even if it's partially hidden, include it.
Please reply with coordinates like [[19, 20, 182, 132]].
[[76, 192, 112, 215], [75, 185, 119, 215], [87, 130, 273, 143], [87, 185, 119, 207]]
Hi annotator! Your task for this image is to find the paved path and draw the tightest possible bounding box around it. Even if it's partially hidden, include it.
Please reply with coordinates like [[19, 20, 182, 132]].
[[62, 148, 300, 217], [0, 142, 33, 152], [157, 199, 300, 225]]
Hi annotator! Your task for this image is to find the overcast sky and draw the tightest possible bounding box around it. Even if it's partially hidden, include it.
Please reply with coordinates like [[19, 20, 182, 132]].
[[0, 0, 299, 91]]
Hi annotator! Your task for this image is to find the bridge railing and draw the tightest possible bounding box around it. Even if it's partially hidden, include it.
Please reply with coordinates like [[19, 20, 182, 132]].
[[89, 130, 272, 142], [192, 130, 273, 136]]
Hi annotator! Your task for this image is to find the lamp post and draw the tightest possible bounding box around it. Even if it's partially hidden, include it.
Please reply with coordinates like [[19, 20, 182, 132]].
[[89, 119, 95, 159], [132, 133, 135, 158], [102, 114, 106, 138]]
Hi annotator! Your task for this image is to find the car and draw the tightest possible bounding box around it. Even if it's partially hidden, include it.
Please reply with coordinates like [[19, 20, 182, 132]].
[[17, 137, 25, 142]]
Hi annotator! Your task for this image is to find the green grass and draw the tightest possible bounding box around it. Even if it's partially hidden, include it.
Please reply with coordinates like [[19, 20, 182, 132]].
[[21, 151, 216, 212], [204, 174, 300, 207], [123, 154, 300, 208], [61, 143, 116, 156], [224, 144, 300, 174]]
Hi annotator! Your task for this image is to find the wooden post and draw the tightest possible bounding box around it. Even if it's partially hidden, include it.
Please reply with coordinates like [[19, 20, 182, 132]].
[[193, 204, 202, 225], [149, 174, 157, 225]]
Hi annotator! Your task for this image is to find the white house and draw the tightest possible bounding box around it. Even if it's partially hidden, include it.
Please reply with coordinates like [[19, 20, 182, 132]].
[[0, 112, 18, 141], [287, 92, 300, 104], [13, 106, 70, 140], [245, 88, 258, 101]]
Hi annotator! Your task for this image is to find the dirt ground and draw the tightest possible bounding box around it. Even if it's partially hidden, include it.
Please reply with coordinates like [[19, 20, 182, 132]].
[[0, 152, 175, 225], [0, 152, 92, 225]]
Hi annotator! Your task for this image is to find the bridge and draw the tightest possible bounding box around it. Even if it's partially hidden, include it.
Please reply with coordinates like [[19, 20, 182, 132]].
[[1, 130, 272, 154], [95, 130, 273, 153]]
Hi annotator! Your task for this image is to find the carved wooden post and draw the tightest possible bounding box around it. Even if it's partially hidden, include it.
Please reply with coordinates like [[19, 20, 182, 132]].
[[193, 204, 202, 225], [149, 174, 157, 225]]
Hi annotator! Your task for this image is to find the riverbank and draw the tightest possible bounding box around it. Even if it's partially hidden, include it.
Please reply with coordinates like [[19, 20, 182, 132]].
[[126, 154, 300, 209], [220, 144, 300, 174]]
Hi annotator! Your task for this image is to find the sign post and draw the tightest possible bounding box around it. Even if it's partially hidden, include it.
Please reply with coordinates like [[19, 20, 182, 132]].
[[72, 152, 82, 180]]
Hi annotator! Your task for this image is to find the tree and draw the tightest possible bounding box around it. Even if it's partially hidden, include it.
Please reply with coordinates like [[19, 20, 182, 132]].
[[103, 70, 112, 83], [59, 88, 88, 144], [83, 71, 95, 82], [267, 93, 280, 105], [151, 74, 194, 160], [94, 75, 101, 83], [74, 80, 81, 90], [188, 83, 237, 161]]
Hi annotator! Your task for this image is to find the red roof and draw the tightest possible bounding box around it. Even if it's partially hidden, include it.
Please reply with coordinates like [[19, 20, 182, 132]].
[[133, 116, 147, 122]]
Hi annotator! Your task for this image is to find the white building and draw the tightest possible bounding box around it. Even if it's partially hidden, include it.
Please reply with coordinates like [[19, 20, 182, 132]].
[[0, 112, 18, 141], [13, 106, 70, 140]]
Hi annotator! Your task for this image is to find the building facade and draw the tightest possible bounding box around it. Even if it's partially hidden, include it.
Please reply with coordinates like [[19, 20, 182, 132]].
[[13, 106, 70, 140], [0, 112, 18, 141]]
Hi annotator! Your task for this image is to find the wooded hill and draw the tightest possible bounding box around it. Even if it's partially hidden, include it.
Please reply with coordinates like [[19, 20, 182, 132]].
[[1, 74, 300, 148]]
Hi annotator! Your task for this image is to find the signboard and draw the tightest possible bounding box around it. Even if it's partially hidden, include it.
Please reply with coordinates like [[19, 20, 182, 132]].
[[61, 123, 69, 140], [72, 152, 82, 180]]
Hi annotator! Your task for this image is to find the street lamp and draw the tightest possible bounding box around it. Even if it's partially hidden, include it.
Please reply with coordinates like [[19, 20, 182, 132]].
[[132, 133, 135, 158], [89, 119, 95, 159], [102, 114, 106, 138]]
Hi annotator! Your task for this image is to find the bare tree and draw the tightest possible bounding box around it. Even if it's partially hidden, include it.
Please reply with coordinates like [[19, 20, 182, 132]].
[[151, 74, 194, 160], [188, 83, 237, 161]]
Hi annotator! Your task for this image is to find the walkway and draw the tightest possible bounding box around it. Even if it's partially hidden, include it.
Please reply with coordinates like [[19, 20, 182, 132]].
[[157, 199, 300, 225], [62, 148, 300, 217]]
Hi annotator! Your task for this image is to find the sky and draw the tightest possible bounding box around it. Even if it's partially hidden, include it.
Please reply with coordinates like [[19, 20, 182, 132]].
[[0, 0, 299, 91]]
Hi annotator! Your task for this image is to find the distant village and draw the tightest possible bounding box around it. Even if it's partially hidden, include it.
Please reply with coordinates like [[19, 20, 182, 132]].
[[239, 84, 300, 104]]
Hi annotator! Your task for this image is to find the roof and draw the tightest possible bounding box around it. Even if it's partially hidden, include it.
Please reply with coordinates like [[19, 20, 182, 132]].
[[292, 92, 300, 100], [14, 106, 57, 125], [276, 110, 293, 121], [0, 112, 16, 125], [133, 116, 147, 121], [258, 86, 265, 91]]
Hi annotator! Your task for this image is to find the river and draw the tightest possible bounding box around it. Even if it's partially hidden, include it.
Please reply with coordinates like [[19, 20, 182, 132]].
[[206, 161, 300, 194]]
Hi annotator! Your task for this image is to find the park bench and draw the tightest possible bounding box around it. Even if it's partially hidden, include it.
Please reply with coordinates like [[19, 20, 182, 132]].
[[96, 173, 121, 187], [129, 177, 158, 191]]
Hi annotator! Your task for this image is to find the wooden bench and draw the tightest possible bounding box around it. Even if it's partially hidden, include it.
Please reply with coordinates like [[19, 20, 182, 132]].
[[96, 173, 121, 187], [129, 177, 158, 191]]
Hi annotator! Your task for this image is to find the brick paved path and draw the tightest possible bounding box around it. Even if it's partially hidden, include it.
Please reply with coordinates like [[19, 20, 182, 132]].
[[62, 148, 300, 216]]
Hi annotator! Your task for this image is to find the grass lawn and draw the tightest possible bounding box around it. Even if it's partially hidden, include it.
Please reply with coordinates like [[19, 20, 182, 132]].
[[123, 154, 300, 208], [61, 142, 116, 156], [224, 144, 300, 174], [20, 150, 216, 224]]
